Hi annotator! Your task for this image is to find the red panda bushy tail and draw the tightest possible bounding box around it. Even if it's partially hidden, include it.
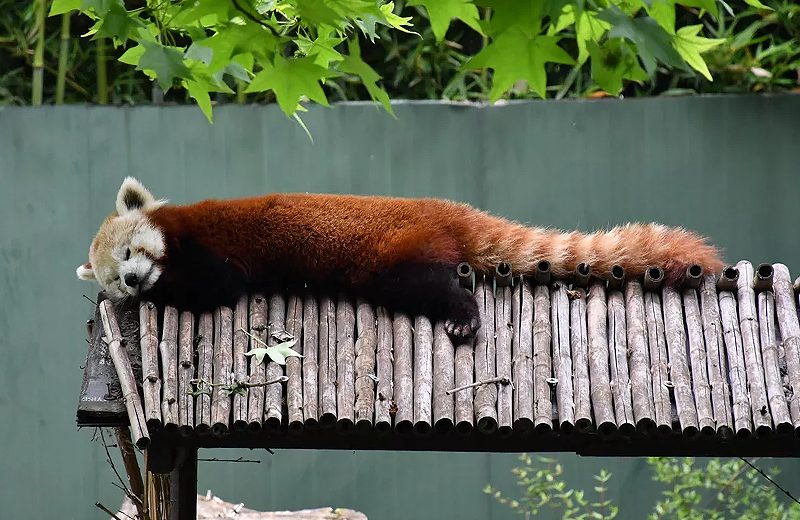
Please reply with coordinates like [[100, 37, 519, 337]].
[[462, 216, 724, 286]]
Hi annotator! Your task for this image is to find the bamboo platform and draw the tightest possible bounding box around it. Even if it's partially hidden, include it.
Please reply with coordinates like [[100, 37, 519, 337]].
[[77, 261, 800, 457]]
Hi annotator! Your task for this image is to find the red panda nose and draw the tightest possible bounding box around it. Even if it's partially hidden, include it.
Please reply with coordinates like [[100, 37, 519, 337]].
[[124, 273, 139, 287]]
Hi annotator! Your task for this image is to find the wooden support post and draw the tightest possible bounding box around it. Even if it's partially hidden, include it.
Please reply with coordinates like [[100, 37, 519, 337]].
[[169, 448, 198, 520]]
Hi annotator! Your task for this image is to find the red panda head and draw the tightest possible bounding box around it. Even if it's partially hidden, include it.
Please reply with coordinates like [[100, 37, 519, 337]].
[[77, 177, 169, 301]]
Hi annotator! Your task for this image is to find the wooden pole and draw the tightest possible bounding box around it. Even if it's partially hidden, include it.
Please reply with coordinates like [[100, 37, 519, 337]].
[[194, 312, 213, 435], [718, 283, 752, 437], [265, 293, 286, 432], [757, 289, 793, 435], [210, 306, 233, 437], [587, 282, 616, 438], [432, 321, 455, 434], [512, 277, 534, 433], [140, 301, 162, 431], [551, 282, 574, 434], [570, 287, 592, 433], [159, 306, 179, 431], [318, 296, 337, 428], [474, 276, 498, 434], [177, 310, 195, 437], [624, 281, 656, 434], [335, 292, 356, 433], [286, 293, 304, 434], [355, 300, 377, 433], [393, 313, 413, 434], [495, 283, 513, 436], [374, 307, 394, 433], [700, 275, 733, 438], [231, 296, 249, 431], [644, 290, 672, 435], [662, 286, 699, 438], [413, 315, 434, 435], [532, 284, 553, 434], [682, 287, 714, 435], [302, 290, 320, 429], [246, 295, 267, 432], [607, 289, 635, 436], [771, 264, 800, 434]]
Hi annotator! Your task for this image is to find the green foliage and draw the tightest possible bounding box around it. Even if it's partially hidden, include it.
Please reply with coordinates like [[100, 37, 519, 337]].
[[243, 336, 303, 365], [487, 454, 800, 520]]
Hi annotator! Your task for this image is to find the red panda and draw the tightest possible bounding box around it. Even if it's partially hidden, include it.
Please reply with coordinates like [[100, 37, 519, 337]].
[[76, 177, 724, 338]]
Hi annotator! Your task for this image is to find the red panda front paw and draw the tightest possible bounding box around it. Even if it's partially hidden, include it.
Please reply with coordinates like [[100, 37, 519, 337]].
[[444, 317, 480, 339]]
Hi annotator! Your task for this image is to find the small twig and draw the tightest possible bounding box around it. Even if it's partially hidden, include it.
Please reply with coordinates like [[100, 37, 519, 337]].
[[83, 294, 98, 306], [229, 0, 280, 36], [94, 502, 124, 520], [739, 457, 800, 507], [198, 456, 261, 463], [446, 376, 512, 395], [99, 429, 139, 506]]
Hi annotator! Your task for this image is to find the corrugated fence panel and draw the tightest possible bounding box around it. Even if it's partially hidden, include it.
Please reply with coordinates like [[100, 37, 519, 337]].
[[1, 95, 799, 520]]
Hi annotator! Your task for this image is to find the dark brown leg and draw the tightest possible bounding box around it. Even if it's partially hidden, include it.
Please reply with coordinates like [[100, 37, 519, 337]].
[[169, 448, 198, 520]]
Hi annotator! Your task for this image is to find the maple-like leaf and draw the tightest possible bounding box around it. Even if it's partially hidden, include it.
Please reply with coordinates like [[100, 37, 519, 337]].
[[136, 40, 192, 91], [91, 2, 145, 44], [295, 25, 345, 67], [49, 0, 81, 16], [465, 27, 575, 101], [244, 339, 302, 365], [338, 37, 395, 116], [245, 55, 335, 116], [672, 24, 726, 80], [407, 0, 483, 42]]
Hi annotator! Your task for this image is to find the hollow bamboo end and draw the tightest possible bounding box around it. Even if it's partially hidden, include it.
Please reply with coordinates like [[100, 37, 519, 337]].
[[455, 421, 473, 436], [559, 421, 575, 436], [735, 427, 752, 440], [534, 422, 552, 436], [574, 263, 592, 287], [636, 418, 656, 435], [717, 265, 739, 291], [753, 263, 774, 292], [755, 424, 772, 438], [211, 422, 228, 437], [457, 262, 474, 289], [265, 417, 281, 434], [394, 419, 413, 435], [163, 423, 179, 435], [288, 420, 305, 436], [656, 424, 673, 437], [512, 418, 533, 434], [434, 418, 454, 435], [146, 419, 163, 433], [498, 425, 513, 438], [303, 418, 319, 432], [232, 420, 248, 433], [643, 265, 664, 291], [535, 260, 551, 284], [598, 422, 617, 440], [413, 421, 432, 436], [335, 418, 355, 435], [618, 422, 636, 438], [776, 422, 793, 436], [575, 418, 592, 434], [495, 262, 512, 287], [135, 436, 151, 450], [682, 425, 699, 440], [178, 425, 194, 438], [684, 264, 703, 289], [608, 265, 625, 290], [195, 424, 211, 436], [374, 421, 392, 435], [477, 416, 498, 435], [717, 425, 734, 439], [246, 421, 262, 434], [356, 420, 373, 435], [320, 413, 337, 429], [700, 425, 716, 437]]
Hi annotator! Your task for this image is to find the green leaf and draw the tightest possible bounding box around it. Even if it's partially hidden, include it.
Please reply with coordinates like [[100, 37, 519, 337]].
[[338, 37, 395, 116], [136, 40, 192, 92], [119, 43, 144, 66], [587, 40, 623, 94], [245, 55, 335, 116], [575, 9, 611, 65], [185, 43, 214, 66], [379, 2, 419, 35], [407, 0, 482, 41], [676, 0, 717, 12], [295, 26, 345, 67], [647, 0, 675, 35], [92, 2, 145, 44], [186, 80, 214, 123], [465, 27, 575, 100], [742, 0, 772, 9], [243, 339, 302, 365], [49, 0, 81, 16], [672, 24, 726, 80]]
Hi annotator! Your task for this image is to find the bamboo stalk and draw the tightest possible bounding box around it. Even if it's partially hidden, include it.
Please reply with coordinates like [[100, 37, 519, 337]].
[[700, 275, 733, 437], [302, 290, 319, 429], [96, 38, 108, 104], [286, 293, 304, 434], [195, 312, 213, 434], [454, 337, 475, 435], [139, 301, 162, 431], [32, 0, 46, 105], [771, 264, 800, 433], [512, 277, 534, 432], [246, 295, 267, 432], [551, 282, 574, 434], [682, 287, 714, 435], [533, 284, 553, 434], [55, 13, 71, 104], [393, 313, 413, 434], [99, 300, 149, 449], [608, 290, 635, 436], [115, 426, 145, 518], [413, 315, 434, 435], [757, 290, 793, 435], [318, 296, 337, 428], [374, 307, 394, 433], [265, 293, 286, 432], [644, 290, 672, 435], [587, 282, 616, 438], [495, 283, 513, 436], [718, 284, 752, 437], [474, 277, 498, 434], [662, 287, 699, 438], [177, 310, 195, 437], [355, 300, 377, 433], [159, 305, 179, 431], [335, 292, 356, 433], [231, 296, 249, 431], [211, 306, 234, 437], [736, 261, 772, 436], [432, 321, 455, 434], [624, 281, 655, 434], [570, 287, 592, 433]]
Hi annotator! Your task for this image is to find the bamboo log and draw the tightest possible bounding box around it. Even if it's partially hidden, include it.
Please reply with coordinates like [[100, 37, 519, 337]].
[[771, 264, 800, 433], [474, 277, 498, 434], [413, 315, 434, 435], [607, 290, 635, 436], [551, 282, 574, 434], [624, 281, 656, 434], [432, 321, 455, 434], [355, 300, 377, 433], [454, 337, 475, 434], [757, 290, 793, 435], [587, 282, 616, 438], [682, 288, 714, 435], [533, 284, 553, 434], [457, 262, 474, 289], [644, 290, 672, 435], [512, 277, 534, 432], [139, 301, 162, 431], [336, 293, 356, 433], [177, 310, 195, 437], [718, 284, 752, 437], [495, 283, 513, 437], [662, 287, 699, 438], [232, 296, 249, 432], [318, 296, 337, 428], [286, 294, 304, 434], [159, 305, 179, 432], [754, 263, 774, 292], [393, 313, 413, 434], [570, 287, 592, 433], [302, 291, 319, 429], [99, 300, 149, 449], [700, 275, 733, 437], [246, 295, 267, 432], [264, 293, 286, 432], [736, 261, 772, 436], [374, 307, 394, 433], [195, 312, 213, 434], [211, 306, 233, 437]]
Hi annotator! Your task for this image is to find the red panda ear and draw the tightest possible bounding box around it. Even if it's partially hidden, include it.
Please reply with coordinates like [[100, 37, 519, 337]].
[[116, 177, 166, 214], [76, 262, 96, 281]]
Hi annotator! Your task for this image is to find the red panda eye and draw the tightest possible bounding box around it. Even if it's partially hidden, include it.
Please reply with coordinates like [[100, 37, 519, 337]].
[[125, 248, 131, 260]]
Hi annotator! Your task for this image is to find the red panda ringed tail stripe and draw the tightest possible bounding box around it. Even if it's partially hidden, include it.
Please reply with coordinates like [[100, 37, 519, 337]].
[[76, 177, 725, 339]]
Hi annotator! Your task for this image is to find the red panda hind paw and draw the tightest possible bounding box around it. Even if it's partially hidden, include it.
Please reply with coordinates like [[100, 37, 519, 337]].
[[444, 316, 480, 339]]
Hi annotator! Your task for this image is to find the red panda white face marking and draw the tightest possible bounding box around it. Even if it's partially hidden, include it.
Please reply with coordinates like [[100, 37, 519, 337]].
[[76, 177, 167, 301]]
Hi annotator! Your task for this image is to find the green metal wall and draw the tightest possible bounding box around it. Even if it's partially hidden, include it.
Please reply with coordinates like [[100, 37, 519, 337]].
[[1, 95, 799, 519]]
